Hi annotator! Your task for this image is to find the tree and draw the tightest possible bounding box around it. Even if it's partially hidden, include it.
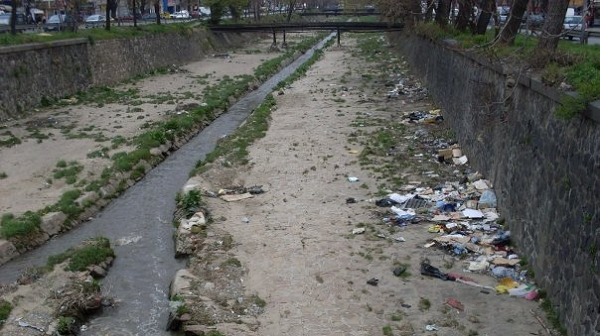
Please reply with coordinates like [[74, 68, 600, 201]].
[[10, 0, 18, 35], [455, 0, 475, 32], [154, 0, 161, 24], [498, 0, 528, 45], [536, 0, 570, 64], [285, 0, 297, 23], [435, 0, 451, 26], [475, 0, 496, 35], [105, 0, 118, 30]]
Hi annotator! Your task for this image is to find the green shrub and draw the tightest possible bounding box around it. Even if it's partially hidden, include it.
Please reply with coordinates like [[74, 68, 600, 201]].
[[57, 316, 76, 335], [181, 190, 202, 216], [0, 300, 12, 326], [47, 237, 114, 272], [0, 211, 42, 238]]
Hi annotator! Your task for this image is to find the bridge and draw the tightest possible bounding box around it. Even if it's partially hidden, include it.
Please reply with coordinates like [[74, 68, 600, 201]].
[[298, 11, 382, 17], [209, 21, 403, 46]]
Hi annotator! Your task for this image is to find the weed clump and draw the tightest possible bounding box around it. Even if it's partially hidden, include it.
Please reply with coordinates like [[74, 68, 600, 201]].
[[0, 211, 42, 238], [46, 237, 114, 272]]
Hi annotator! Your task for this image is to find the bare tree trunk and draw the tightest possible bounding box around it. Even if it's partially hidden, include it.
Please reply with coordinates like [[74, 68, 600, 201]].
[[133, 0, 137, 27], [475, 0, 494, 34], [286, 0, 297, 23], [536, 0, 570, 64], [456, 0, 475, 31], [435, 0, 451, 26], [155, 1, 161, 24], [10, 0, 17, 35], [106, 0, 111, 30], [425, 0, 434, 21], [499, 0, 528, 45]]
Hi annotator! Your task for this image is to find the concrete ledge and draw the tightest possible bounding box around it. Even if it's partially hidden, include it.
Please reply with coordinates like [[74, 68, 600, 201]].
[[583, 100, 600, 122], [433, 38, 598, 123], [0, 38, 88, 55]]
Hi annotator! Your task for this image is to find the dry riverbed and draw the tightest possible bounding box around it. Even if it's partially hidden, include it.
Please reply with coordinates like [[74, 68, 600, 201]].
[[172, 34, 561, 336], [0, 33, 318, 264]]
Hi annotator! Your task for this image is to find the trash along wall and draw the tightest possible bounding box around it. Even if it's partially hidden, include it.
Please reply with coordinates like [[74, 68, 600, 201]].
[[0, 31, 247, 120], [390, 32, 599, 336]]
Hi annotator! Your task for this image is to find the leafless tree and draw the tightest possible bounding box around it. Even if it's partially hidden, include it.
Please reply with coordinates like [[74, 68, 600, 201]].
[[10, 0, 18, 35], [435, 0, 451, 26], [536, 0, 570, 64], [475, 0, 495, 34], [455, 0, 475, 31], [498, 0, 528, 45]]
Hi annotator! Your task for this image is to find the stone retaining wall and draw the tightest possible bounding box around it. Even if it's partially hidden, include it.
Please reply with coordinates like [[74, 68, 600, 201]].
[[391, 32, 599, 336], [0, 30, 245, 119]]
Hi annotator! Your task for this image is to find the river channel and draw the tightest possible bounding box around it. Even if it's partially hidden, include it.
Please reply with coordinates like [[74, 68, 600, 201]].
[[0, 33, 333, 336]]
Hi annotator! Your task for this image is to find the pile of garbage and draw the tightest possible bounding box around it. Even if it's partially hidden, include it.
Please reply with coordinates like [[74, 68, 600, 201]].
[[374, 173, 538, 300], [204, 185, 265, 202], [387, 78, 429, 101]]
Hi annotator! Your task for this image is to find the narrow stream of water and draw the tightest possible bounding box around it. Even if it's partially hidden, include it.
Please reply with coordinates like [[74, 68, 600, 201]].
[[0, 33, 334, 336]]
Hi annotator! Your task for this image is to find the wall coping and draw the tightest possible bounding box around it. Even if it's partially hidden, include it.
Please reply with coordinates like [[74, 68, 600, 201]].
[[438, 37, 600, 123], [0, 38, 88, 55]]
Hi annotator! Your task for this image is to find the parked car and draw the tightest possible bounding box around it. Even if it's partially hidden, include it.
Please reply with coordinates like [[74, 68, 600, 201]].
[[0, 13, 27, 26], [525, 13, 544, 28], [142, 13, 157, 20], [198, 7, 211, 17], [160, 12, 172, 19], [563, 15, 585, 40], [85, 14, 106, 28], [44, 14, 75, 31], [172, 10, 190, 19]]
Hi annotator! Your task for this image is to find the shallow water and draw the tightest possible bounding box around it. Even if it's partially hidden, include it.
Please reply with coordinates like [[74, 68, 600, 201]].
[[0, 33, 334, 336]]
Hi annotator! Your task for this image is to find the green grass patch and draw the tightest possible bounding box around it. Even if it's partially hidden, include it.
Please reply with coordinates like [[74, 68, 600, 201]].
[[540, 298, 568, 335], [194, 93, 276, 172], [0, 131, 21, 148], [0, 22, 198, 46], [221, 257, 242, 268], [46, 237, 114, 272], [0, 211, 42, 239], [0, 172, 7, 179], [382, 325, 394, 336], [178, 190, 202, 217], [0, 300, 12, 326]]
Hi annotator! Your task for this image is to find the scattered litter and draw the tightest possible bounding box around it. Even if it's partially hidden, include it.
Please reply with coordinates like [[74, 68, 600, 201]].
[[479, 189, 497, 207], [348, 177, 359, 182], [473, 179, 490, 190], [445, 298, 464, 311], [462, 209, 484, 218], [401, 303, 412, 308], [453, 155, 468, 165], [393, 267, 406, 277], [352, 228, 365, 235], [221, 193, 254, 202], [420, 262, 448, 280], [241, 217, 250, 223], [366, 278, 379, 286], [425, 324, 438, 331], [246, 185, 265, 194], [346, 197, 357, 204], [17, 319, 45, 332], [393, 236, 406, 242]]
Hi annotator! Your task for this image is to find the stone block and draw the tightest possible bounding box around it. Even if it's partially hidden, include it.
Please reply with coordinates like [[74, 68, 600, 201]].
[[0, 240, 18, 264], [41, 211, 67, 236]]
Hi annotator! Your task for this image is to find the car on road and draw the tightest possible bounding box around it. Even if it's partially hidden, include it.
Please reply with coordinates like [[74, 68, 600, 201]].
[[84, 14, 106, 28], [142, 13, 156, 21], [563, 15, 585, 39], [172, 10, 190, 19], [0, 12, 26, 26], [44, 14, 76, 31]]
